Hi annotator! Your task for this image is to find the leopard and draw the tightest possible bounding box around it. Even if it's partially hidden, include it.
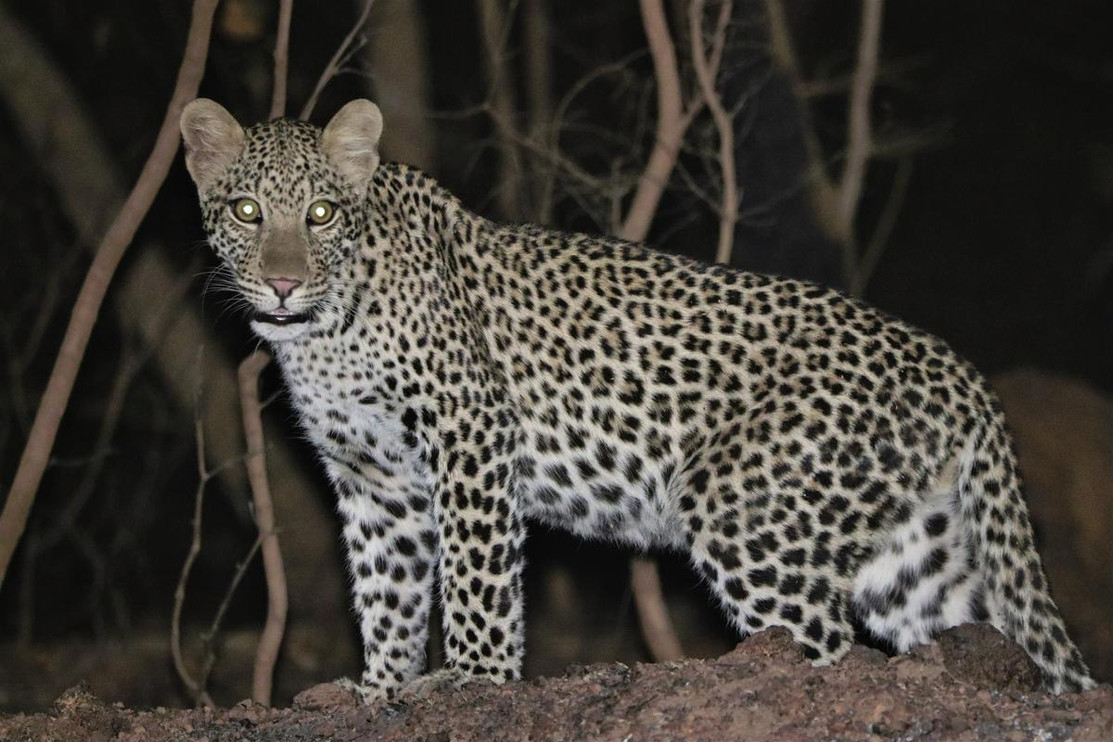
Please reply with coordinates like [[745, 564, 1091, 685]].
[[180, 98, 1095, 700]]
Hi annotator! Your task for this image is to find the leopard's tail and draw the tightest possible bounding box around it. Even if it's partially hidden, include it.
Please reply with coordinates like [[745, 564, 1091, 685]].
[[961, 410, 1094, 693]]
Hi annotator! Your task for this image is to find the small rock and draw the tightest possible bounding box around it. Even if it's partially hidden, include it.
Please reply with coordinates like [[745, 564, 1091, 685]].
[[846, 643, 889, 665], [934, 624, 1043, 692], [293, 681, 360, 711], [579, 662, 632, 688], [225, 698, 268, 725], [720, 627, 804, 665], [888, 650, 946, 684], [52, 683, 102, 715]]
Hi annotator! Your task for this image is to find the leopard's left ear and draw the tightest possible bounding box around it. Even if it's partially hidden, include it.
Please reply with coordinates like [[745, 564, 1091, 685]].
[[320, 99, 383, 195]]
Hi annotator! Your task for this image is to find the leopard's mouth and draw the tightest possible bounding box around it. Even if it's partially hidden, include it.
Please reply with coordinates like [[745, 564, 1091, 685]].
[[254, 308, 313, 325]]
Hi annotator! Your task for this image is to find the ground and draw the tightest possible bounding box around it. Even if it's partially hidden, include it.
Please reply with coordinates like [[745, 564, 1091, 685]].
[[2, 625, 1111, 741]]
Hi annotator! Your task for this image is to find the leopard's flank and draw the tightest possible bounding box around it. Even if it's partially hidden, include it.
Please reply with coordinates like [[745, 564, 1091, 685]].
[[180, 99, 1094, 700]]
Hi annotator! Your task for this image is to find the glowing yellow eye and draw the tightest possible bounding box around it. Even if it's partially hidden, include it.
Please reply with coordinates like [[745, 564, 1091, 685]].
[[307, 200, 336, 225], [231, 198, 262, 223]]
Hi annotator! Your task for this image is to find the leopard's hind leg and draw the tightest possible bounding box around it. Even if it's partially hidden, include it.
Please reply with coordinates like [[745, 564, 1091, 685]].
[[850, 487, 986, 651], [679, 455, 856, 665]]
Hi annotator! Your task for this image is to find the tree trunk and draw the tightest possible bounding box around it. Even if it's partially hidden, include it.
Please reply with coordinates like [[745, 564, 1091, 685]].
[[363, 0, 436, 170]]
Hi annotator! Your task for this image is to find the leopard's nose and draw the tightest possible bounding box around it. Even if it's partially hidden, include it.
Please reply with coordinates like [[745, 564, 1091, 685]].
[[266, 277, 302, 299]]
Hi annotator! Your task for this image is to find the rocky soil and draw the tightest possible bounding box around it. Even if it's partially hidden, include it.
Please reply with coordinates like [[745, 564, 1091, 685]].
[[2, 625, 1111, 741]]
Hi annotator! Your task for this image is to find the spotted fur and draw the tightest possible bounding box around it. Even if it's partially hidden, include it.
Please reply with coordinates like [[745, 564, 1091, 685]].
[[180, 99, 1094, 699]]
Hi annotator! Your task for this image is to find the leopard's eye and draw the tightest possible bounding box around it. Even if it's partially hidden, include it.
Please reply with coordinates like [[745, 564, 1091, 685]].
[[230, 197, 262, 223], [307, 200, 337, 226]]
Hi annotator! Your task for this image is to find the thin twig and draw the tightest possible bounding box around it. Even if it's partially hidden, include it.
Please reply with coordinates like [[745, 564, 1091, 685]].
[[689, 0, 737, 265], [852, 156, 912, 296], [538, 50, 648, 220], [300, 0, 375, 120], [630, 557, 684, 661], [838, 0, 884, 281], [198, 535, 264, 694], [0, 0, 221, 591], [170, 386, 248, 707], [268, 0, 294, 119], [620, 0, 689, 242], [762, 0, 840, 238], [35, 270, 193, 555], [170, 414, 217, 709], [797, 55, 928, 98], [238, 350, 287, 706], [484, 107, 608, 194], [17, 344, 147, 639], [477, 0, 526, 220], [523, 0, 554, 223]]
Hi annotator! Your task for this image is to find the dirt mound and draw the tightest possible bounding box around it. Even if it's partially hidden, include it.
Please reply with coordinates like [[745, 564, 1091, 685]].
[[3, 625, 1110, 741]]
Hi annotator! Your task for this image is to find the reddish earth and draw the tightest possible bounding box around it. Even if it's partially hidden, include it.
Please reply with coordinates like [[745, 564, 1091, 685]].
[[2, 625, 1111, 741]]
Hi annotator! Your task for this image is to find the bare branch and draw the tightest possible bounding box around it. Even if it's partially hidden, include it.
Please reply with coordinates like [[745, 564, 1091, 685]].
[[838, 0, 884, 241], [198, 536, 264, 695], [238, 350, 288, 706], [482, 106, 609, 195], [765, 0, 895, 291], [171, 413, 218, 709], [523, 0, 554, 141], [523, 0, 554, 223], [268, 0, 294, 119], [797, 55, 928, 98], [852, 156, 913, 296], [630, 557, 684, 661], [763, 0, 837, 217], [477, 0, 527, 220], [537, 49, 647, 221], [300, 0, 375, 120], [620, 0, 690, 242], [0, 0, 221, 591], [33, 275, 192, 559], [689, 0, 738, 264]]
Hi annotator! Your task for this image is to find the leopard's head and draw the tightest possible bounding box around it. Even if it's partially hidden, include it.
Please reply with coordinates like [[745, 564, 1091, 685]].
[[180, 99, 382, 342]]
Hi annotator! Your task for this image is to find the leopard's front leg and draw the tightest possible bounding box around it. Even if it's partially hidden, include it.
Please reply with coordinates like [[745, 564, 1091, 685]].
[[327, 456, 437, 702], [432, 410, 527, 686]]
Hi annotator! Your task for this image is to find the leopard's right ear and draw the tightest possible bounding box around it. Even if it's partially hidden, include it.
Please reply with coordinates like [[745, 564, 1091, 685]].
[[180, 99, 245, 193]]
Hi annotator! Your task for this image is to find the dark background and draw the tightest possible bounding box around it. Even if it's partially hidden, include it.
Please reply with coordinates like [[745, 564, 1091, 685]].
[[1, 0, 1111, 709]]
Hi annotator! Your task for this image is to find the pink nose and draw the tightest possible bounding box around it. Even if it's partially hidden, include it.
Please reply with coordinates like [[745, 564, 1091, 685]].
[[266, 277, 302, 299]]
